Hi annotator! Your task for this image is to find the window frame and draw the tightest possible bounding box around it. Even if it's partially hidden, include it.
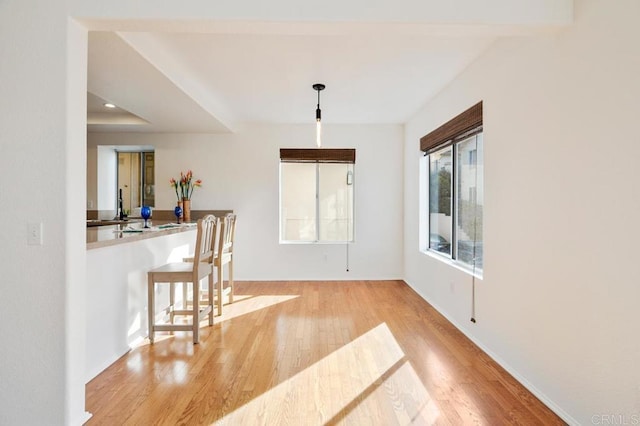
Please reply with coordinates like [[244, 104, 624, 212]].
[[424, 128, 483, 275], [421, 102, 483, 276], [279, 148, 355, 244]]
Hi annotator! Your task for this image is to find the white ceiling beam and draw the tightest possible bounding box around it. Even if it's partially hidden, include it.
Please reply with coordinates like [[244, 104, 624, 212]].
[[116, 32, 238, 132], [73, 0, 572, 30], [88, 32, 231, 133]]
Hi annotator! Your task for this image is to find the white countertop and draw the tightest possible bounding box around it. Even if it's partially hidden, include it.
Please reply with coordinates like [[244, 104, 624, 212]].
[[86, 220, 197, 250]]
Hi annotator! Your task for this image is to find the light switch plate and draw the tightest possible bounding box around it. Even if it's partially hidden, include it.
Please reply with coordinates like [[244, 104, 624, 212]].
[[27, 222, 43, 246]]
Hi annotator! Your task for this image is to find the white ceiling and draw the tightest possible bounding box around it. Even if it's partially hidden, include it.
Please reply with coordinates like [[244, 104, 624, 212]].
[[86, 15, 570, 133]]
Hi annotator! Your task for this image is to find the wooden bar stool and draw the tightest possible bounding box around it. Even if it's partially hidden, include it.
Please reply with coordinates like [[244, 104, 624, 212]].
[[147, 215, 219, 344], [216, 213, 236, 308], [183, 213, 236, 316]]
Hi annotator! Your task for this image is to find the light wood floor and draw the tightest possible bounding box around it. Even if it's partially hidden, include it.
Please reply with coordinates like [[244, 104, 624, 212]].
[[86, 280, 564, 425]]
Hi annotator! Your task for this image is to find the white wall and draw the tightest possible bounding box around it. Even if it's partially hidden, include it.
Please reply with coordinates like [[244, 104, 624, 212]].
[[89, 123, 404, 280], [404, 1, 640, 424], [0, 1, 89, 424], [65, 19, 90, 425]]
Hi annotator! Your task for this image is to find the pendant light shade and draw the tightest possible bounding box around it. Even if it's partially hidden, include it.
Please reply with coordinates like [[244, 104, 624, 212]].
[[313, 83, 325, 147]]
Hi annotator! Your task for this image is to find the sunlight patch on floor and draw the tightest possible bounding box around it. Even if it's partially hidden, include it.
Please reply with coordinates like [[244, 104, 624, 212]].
[[216, 322, 438, 425], [218, 294, 300, 323], [341, 360, 440, 424], [134, 294, 300, 347]]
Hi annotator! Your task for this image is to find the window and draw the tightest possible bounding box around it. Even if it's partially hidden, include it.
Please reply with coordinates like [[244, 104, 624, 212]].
[[421, 102, 483, 275], [429, 145, 453, 256], [455, 134, 483, 270], [280, 149, 355, 243]]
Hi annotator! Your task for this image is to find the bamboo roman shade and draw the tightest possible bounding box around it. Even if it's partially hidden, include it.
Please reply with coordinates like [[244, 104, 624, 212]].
[[420, 101, 483, 153], [280, 148, 356, 163]]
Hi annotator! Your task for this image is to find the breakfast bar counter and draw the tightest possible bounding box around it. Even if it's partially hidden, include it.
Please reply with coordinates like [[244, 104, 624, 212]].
[[86, 209, 233, 250], [86, 221, 199, 382], [86, 221, 197, 250]]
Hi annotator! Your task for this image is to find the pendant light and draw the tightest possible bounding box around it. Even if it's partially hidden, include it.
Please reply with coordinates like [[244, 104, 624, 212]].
[[313, 83, 325, 147]]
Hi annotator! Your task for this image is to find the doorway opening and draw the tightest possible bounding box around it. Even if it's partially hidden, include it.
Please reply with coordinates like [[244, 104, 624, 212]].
[[116, 150, 155, 215]]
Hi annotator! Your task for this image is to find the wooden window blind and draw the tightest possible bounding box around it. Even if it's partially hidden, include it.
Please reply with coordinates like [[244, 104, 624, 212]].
[[420, 101, 483, 153], [280, 148, 356, 163]]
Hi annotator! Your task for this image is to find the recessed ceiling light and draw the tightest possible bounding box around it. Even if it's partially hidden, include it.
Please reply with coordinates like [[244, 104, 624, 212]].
[[104, 103, 116, 109]]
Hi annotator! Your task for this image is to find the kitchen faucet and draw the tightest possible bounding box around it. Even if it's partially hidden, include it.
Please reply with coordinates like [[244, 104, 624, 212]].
[[118, 188, 124, 220]]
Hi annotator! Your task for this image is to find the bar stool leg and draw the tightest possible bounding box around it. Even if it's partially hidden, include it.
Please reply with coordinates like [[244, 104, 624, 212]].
[[208, 273, 214, 326], [228, 258, 234, 304], [192, 280, 200, 344], [147, 273, 155, 344], [217, 264, 223, 316], [169, 282, 175, 324], [182, 282, 188, 309]]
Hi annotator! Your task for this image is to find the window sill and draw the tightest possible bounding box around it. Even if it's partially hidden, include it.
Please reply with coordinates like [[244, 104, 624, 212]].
[[421, 248, 483, 280]]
